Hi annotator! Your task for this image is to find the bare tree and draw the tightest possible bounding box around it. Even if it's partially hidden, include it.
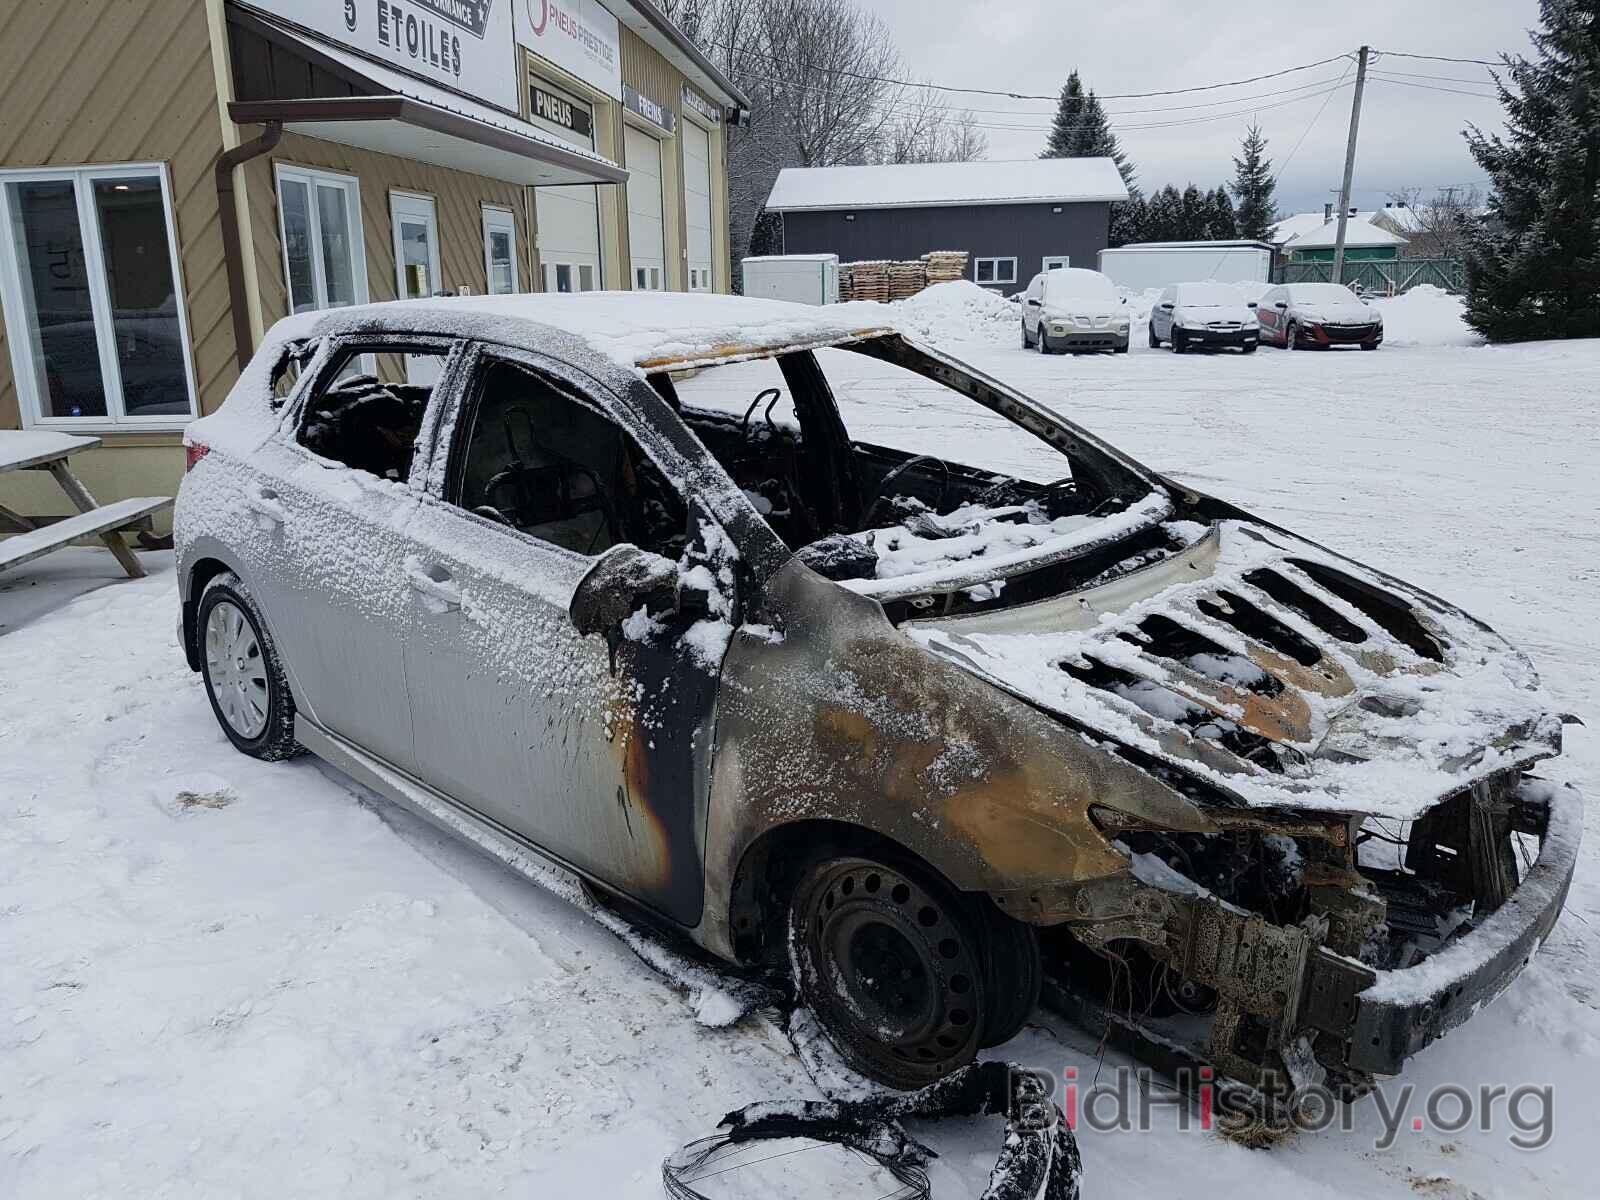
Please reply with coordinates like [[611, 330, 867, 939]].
[[649, 0, 987, 283], [1384, 186, 1484, 258]]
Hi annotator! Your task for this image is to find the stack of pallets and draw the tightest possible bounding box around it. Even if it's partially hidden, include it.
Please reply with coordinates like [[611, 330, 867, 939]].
[[843, 260, 891, 303], [922, 250, 969, 285], [888, 260, 926, 301]]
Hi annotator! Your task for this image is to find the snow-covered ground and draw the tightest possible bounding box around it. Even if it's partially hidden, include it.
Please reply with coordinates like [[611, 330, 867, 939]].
[[3, 291, 1597, 1198]]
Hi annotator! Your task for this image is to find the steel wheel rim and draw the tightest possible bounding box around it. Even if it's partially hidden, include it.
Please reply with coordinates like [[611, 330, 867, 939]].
[[805, 862, 981, 1071], [205, 599, 269, 739]]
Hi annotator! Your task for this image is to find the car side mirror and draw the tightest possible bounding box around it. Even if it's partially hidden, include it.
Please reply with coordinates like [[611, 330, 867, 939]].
[[1120, 297, 1128, 305], [1275, 301, 1288, 310], [1247, 300, 1259, 309], [1158, 302, 1175, 311], [569, 543, 680, 639]]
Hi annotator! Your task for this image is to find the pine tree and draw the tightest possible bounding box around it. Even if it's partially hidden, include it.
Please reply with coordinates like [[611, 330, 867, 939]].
[[1042, 70, 1140, 247], [1230, 123, 1279, 240], [1208, 186, 1239, 240], [1179, 184, 1206, 239], [1110, 190, 1148, 247], [1464, 0, 1600, 342], [1146, 185, 1183, 241]]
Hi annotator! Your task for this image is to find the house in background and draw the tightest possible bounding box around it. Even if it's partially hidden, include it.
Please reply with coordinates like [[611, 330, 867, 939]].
[[764, 159, 1129, 292], [1281, 216, 1408, 264], [0, 0, 747, 531]]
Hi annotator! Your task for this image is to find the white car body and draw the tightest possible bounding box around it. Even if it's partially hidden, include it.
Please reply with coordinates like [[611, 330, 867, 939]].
[[1148, 282, 1260, 353], [1021, 268, 1130, 354]]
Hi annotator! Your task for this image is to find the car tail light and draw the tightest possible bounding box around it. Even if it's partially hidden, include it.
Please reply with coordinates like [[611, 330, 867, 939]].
[[184, 440, 210, 472]]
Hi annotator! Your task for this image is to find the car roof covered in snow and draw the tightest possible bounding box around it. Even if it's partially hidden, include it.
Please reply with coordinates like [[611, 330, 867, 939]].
[[765, 158, 1130, 211], [271, 291, 899, 374]]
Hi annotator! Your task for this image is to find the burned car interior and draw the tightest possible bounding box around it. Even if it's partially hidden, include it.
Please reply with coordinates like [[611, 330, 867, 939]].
[[650, 338, 1179, 620]]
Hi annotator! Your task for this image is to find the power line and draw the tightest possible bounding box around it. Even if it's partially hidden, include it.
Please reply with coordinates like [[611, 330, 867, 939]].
[[1375, 50, 1504, 67], [1368, 74, 1503, 99], [1372, 67, 1499, 86], [710, 40, 1352, 102], [1275, 62, 1354, 176]]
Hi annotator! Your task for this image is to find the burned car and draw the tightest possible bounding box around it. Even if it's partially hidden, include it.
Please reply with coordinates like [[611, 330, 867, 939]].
[[175, 293, 1581, 1097]]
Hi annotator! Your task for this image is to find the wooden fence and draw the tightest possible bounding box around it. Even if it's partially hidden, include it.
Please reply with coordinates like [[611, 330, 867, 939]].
[[1274, 258, 1466, 294]]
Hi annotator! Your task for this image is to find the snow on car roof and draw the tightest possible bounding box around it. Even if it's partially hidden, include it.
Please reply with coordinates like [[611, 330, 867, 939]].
[[273, 291, 899, 373], [765, 158, 1130, 211]]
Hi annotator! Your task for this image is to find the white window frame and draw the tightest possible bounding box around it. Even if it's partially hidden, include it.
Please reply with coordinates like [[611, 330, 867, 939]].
[[0, 161, 198, 430], [973, 256, 1018, 285], [481, 204, 518, 295], [273, 163, 368, 315], [389, 190, 441, 302], [1042, 255, 1071, 272]]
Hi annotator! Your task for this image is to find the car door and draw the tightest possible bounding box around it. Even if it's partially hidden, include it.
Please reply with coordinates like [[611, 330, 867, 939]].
[[1258, 286, 1286, 343], [1022, 273, 1044, 337], [400, 343, 726, 925], [243, 335, 463, 773], [1154, 287, 1175, 340]]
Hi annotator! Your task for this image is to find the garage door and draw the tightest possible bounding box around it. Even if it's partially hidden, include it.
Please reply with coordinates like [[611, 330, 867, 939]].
[[531, 85, 601, 293], [683, 121, 713, 291], [625, 124, 666, 290]]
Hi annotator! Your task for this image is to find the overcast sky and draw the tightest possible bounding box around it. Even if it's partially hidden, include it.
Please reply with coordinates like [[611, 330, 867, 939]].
[[869, 0, 1540, 216]]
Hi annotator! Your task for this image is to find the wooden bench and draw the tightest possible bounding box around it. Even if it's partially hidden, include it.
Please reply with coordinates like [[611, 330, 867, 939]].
[[0, 431, 174, 579], [0, 495, 173, 574]]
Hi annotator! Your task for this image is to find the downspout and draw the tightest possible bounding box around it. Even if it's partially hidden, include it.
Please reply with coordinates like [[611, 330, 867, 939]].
[[215, 121, 282, 372]]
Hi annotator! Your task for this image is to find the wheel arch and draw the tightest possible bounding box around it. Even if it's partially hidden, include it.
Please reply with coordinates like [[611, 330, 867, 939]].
[[725, 816, 958, 966], [181, 553, 242, 671]]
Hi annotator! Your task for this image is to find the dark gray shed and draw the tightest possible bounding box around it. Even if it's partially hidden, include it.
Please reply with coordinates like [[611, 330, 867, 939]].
[[764, 159, 1128, 292]]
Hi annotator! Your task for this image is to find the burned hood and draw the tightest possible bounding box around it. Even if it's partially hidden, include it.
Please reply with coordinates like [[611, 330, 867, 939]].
[[903, 521, 1562, 819]]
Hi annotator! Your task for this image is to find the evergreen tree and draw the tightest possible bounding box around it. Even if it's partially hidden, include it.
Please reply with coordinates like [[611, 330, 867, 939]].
[[1146, 185, 1183, 241], [1229, 123, 1279, 240], [1464, 0, 1600, 342], [1042, 70, 1140, 245], [1180, 184, 1206, 239], [1110, 190, 1148, 247], [1207, 186, 1239, 240]]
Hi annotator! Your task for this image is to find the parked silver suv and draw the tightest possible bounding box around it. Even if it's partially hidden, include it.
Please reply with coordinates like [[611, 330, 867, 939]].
[[175, 293, 1579, 1098]]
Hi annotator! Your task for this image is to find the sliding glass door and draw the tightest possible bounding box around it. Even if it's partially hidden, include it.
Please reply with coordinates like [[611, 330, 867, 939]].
[[0, 164, 196, 426]]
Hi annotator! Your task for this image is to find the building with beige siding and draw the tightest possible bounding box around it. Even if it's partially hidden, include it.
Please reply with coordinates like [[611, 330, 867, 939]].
[[0, 0, 747, 530]]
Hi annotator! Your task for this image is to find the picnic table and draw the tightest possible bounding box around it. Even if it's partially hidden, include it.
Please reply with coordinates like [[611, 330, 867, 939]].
[[0, 431, 173, 579]]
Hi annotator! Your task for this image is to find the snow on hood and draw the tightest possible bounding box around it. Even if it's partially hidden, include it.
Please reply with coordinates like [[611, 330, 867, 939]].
[[904, 520, 1561, 819], [1174, 303, 1255, 324], [1292, 300, 1382, 324]]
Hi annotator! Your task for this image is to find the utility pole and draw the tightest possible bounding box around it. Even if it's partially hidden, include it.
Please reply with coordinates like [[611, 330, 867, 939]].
[[1332, 45, 1371, 285]]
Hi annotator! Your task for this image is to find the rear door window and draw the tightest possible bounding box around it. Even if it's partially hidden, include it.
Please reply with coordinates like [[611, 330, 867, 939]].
[[296, 339, 454, 482]]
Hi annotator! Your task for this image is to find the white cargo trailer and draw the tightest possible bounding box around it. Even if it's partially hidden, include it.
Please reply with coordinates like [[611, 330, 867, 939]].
[[740, 254, 840, 305], [1097, 241, 1274, 292]]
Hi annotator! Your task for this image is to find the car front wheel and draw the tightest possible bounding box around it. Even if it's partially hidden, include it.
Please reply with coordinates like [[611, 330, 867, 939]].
[[197, 571, 300, 761], [1285, 321, 1300, 349], [1021, 321, 1032, 349], [1148, 324, 1161, 348], [789, 854, 987, 1088]]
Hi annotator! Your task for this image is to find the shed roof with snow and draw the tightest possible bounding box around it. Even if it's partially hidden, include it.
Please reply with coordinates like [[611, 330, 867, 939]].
[[1286, 217, 1409, 251], [764, 158, 1130, 212]]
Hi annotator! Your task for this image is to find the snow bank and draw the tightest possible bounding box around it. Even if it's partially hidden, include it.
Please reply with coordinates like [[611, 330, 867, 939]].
[[1372, 284, 1482, 347], [885, 280, 1020, 344]]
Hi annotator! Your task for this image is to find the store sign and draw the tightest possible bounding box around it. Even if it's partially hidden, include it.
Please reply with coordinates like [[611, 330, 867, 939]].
[[249, 0, 519, 111], [681, 84, 721, 126], [515, 0, 622, 101], [530, 83, 593, 140], [624, 83, 675, 135]]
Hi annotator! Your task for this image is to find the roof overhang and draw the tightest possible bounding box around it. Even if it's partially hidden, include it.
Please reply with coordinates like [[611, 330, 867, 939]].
[[228, 95, 625, 187], [603, 1, 750, 113]]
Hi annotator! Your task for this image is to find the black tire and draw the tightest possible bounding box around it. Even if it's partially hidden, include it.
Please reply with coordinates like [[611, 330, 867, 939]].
[[1037, 326, 1052, 355], [789, 855, 986, 1089], [1171, 329, 1186, 354], [1242, 342, 1258, 354], [1285, 321, 1300, 350], [1148, 323, 1161, 348], [1021, 321, 1032, 349], [1114, 341, 1129, 354], [976, 902, 1041, 1048], [196, 571, 300, 761], [1360, 341, 1379, 351]]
